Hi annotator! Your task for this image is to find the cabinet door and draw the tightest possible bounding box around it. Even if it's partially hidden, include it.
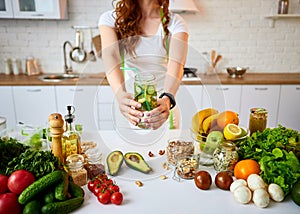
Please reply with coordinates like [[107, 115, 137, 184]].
[[277, 85, 300, 131], [56, 86, 98, 131], [11, 0, 67, 19], [202, 85, 242, 113], [0, 0, 13, 18], [97, 86, 115, 130], [240, 85, 280, 128], [176, 85, 202, 129], [13, 86, 56, 127], [0, 86, 16, 129]]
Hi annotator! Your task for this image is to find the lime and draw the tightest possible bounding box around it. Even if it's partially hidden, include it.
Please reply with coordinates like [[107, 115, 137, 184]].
[[292, 181, 300, 206], [223, 124, 242, 140]]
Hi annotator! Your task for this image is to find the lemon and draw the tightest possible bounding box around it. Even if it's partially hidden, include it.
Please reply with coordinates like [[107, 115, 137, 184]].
[[223, 124, 242, 140]]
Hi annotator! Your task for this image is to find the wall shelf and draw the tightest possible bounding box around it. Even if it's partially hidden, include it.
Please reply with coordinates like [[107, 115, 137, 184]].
[[265, 14, 300, 27]]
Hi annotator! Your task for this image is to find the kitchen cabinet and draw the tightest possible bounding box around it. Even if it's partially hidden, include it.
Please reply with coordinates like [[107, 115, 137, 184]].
[[0, 0, 13, 18], [239, 85, 280, 128], [56, 86, 98, 131], [277, 85, 300, 131], [0, 0, 68, 19], [0, 86, 16, 129], [97, 86, 115, 130], [202, 85, 242, 113], [176, 85, 202, 129], [12, 86, 56, 127]]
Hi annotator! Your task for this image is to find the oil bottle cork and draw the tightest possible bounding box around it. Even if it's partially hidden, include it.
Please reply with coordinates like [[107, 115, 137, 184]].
[[48, 113, 64, 164]]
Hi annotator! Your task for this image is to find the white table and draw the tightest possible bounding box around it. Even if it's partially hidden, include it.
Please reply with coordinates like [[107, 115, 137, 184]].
[[76, 129, 299, 214]]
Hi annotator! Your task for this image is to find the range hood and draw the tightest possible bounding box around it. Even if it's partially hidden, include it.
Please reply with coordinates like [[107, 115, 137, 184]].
[[169, 0, 199, 13]]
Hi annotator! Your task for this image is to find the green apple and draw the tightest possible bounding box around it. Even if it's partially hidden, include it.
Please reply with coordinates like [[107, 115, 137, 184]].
[[203, 131, 224, 155]]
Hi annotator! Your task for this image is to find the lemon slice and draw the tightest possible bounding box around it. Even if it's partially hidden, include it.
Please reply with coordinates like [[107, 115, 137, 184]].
[[224, 124, 242, 140]]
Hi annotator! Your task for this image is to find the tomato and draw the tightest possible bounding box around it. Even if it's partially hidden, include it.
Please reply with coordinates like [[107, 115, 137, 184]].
[[87, 179, 99, 192], [234, 159, 260, 180], [94, 184, 107, 195], [0, 174, 9, 194], [108, 184, 120, 193], [215, 171, 233, 190], [0, 193, 22, 214], [104, 179, 113, 186], [8, 170, 35, 195], [97, 191, 111, 204], [194, 171, 212, 190], [110, 192, 123, 205]]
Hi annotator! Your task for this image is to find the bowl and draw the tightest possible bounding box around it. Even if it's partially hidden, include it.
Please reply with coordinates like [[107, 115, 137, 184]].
[[226, 67, 248, 78]]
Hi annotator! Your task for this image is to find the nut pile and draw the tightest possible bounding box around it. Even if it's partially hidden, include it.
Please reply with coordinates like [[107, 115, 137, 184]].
[[176, 156, 198, 179], [167, 139, 194, 165]]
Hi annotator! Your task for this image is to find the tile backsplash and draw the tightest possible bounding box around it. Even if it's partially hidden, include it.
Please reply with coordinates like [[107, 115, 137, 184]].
[[0, 0, 299, 75]]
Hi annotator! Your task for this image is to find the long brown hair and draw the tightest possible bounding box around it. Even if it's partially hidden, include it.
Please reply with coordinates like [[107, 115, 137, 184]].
[[113, 0, 170, 56]]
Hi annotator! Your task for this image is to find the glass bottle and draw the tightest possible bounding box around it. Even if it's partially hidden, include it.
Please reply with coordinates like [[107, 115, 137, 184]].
[[84, 147, 105, 180], [66, 154, 87, 186], [278, 0, 289, 14], [248, 108, 268, 136], [62, 106, 81, 160], [213, 141, 238, 174]]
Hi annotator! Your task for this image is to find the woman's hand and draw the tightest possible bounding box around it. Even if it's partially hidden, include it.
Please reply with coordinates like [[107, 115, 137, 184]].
[[144, 96, 171, 130], [117, 91, 143, 126]]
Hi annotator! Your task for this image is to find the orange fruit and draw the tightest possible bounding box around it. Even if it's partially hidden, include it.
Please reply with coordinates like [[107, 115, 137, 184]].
[[234, 159, 261, 180], [217, 111, 239, 129]]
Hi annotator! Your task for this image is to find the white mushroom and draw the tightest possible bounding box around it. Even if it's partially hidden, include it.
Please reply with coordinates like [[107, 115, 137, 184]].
[[230, 179, 247, 193], [252, 188, 270, 208], [268, 183, 284, 202], [233, 186, 252, 204], [247, 174, 266, 191]]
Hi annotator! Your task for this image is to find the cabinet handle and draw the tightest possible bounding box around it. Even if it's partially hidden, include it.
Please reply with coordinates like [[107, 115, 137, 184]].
[[216, 87, 229, 91], [31, 14, 45, 17], [26, 89, 41, 92], [254, 87, 268, 91], [69, 88, 84, 92]]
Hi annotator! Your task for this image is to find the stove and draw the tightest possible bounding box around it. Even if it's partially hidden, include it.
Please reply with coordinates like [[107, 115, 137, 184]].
[[182, 67, 201, 81]]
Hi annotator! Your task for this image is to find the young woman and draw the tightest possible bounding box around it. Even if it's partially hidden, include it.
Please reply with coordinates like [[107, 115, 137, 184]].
[[99, 0, 188, 129]]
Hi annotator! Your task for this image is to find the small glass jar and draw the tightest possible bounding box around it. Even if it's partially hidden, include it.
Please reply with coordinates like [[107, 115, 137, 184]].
[[84, 147, 105, 180], [167, 138, 194, 166], [249, 108, 268, 136], [213, 141, 238, 174], [176, 154, 200, 179], [66, 154, 87, 186]]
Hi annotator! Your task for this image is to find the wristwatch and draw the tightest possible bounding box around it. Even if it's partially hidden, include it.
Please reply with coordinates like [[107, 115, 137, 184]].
[[159, 92, 176, 110]]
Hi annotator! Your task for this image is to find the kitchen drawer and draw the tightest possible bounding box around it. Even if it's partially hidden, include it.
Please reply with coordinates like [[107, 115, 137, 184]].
[[98, 103, 113, 121], [97, 86, 114, 103], [0, 86, 16, 129]]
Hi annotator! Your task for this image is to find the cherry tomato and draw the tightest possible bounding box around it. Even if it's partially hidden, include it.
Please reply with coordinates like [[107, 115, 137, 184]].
[[97, 191, 111, 204], [215, 171, 233, 190], [94, 184, 107, 195], [87, 180, 97, 192], [8, 170, 35, 195], [108, 184, 120, 193], [194, 170, 212, 190], [110, 192, 123, 205], [104, 179, 113, 186], [0, 174, 9, 195], [0, 193, 22, 214]]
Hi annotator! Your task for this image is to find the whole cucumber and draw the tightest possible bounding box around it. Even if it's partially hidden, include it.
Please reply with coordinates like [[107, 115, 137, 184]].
[[18, 170, 63, 205], [55, 171, 69, 201], [41, 197, 84, 214], [68, 181, 85, 198]]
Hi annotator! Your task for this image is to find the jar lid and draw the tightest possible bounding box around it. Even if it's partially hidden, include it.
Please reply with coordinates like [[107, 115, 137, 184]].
[[66, 154, 84, 168], [250, 108, 268, 114]]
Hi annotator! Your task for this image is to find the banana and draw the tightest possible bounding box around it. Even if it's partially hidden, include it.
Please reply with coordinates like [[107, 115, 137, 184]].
[[202, 113, 219, 134], [192, 108, 219, 133]]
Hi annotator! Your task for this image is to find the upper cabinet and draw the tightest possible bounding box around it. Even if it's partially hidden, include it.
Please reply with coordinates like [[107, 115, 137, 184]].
[[0, 0, 68, 19]]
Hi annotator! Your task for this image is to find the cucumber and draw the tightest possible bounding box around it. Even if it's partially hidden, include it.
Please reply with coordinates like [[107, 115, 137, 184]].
[[43, 191, 55, 204], [41, 197, 84, 214], [18, 170, 64, 205], [68, 181, 85, 198], [55, 171, 69, 201], [23, 200, 42, 214]]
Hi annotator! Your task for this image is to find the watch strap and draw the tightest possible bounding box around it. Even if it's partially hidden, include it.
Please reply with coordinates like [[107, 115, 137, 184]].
[[159, 92, 176, 110]]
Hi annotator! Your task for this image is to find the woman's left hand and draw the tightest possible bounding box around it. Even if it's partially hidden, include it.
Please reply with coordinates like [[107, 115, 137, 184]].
[[144, 97, 171, 129]]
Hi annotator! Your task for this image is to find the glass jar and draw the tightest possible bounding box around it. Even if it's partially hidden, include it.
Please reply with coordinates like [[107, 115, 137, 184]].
[[248, 108, 268, 136], [66, 154, 87, 186], [278, 0, 289, 14], [166, 138, 194, 166], [175, 154, 200, 179], [84, 147, 105, 180], [213, 141, 238, 174], [134, 73, 157, 129]]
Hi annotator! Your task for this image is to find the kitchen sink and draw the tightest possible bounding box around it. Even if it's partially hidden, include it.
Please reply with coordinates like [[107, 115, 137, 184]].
[[39, 73, 80, 82]]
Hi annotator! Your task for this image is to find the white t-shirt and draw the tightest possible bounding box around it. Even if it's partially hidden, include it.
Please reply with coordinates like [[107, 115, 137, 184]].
[[98, 10, 188, 93]]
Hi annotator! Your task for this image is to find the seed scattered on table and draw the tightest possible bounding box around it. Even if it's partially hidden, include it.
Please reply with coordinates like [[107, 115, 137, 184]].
[[135, 180, 143, 187]]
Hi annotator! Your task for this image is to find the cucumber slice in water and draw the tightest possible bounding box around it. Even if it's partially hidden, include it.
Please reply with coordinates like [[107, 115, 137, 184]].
[[147, 85, 155, 95]]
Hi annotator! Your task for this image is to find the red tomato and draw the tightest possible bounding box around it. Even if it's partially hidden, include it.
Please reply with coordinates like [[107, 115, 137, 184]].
[[97, 191, 111, 204], [94, 184, 107, 196], [110, 192, 123, 205], [0, 174, 9, 194], [8, 170, 35, 195], [108, 184, 120, 193], [0, 193, 22, 214], [87, 179, 99, 192]]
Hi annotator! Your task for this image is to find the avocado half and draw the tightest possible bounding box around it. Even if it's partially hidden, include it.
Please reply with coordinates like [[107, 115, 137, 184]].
[[124, 152, 152, 174], [106, 150, 124, 176]]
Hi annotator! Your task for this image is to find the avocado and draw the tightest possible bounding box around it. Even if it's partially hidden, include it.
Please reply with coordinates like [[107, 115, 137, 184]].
[[106, 150, 124, 176], [124, 152, 152, 174]]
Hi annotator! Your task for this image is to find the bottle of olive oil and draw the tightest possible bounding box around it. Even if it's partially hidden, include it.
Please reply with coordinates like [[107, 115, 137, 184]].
[[62, 106, 81, 160]]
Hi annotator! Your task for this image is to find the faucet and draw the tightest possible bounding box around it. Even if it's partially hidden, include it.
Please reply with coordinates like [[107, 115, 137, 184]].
[[63, 41, 73, 74]]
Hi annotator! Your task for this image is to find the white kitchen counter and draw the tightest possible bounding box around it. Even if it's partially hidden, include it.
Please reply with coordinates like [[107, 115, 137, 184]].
[[76, 129, 299, 214]]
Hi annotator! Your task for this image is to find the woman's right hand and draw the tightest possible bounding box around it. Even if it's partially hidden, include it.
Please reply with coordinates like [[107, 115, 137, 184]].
[[117, 91, 143, 126]]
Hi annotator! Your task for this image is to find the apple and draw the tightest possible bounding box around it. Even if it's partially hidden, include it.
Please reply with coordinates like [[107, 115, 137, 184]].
[[203, 131, 224, 155]]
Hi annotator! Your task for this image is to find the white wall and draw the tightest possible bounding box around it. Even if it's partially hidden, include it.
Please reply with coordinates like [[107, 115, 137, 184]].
[[0, 0, 299, 75]]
